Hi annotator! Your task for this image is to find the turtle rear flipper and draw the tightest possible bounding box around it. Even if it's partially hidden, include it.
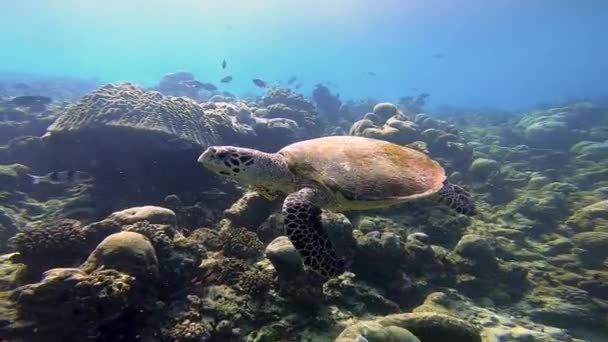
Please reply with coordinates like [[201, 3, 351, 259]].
[[435, 182, 476, 216], [282, 187, 346, 277]]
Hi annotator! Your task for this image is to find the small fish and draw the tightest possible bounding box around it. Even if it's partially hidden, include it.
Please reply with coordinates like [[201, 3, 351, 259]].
[[198, 188, 229, 197], [222, 59, 227, 69], [367, 71, 376, 76], [220, 76, 233, 83], [252, 79, 267, 88], [287, 76, 298, 85], [433, 53, 445, 59], [190, 82, 218, 91], [29, 170, 93, 185], [182, 80, 205, 89], [7, 95, 52, 107]]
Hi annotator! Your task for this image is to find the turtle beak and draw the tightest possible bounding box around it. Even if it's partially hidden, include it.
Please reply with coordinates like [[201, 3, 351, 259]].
[[198, 147, 217, 164]]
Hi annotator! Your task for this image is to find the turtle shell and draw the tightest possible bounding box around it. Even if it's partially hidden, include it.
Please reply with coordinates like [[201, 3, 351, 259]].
[[278, 136, 446, 202]]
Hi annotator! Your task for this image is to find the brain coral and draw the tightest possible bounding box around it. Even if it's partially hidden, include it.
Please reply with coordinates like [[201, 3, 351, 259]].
[[44, 82, 236, 149]]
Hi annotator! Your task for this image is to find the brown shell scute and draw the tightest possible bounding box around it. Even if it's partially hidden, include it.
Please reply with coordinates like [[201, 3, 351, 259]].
[[278, 136, 446, 200]]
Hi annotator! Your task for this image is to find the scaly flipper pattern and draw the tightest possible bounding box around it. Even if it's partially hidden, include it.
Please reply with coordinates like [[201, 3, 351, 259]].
[[435, 181, 476, 216], [282, 187, 346, 277]]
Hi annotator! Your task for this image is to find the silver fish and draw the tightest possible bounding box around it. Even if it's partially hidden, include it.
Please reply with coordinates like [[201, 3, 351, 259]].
[[29, 170, 93, 185]]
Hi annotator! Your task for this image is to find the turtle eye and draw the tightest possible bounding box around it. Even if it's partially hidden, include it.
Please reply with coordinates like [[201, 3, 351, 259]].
[[216, 152, 228, 159]]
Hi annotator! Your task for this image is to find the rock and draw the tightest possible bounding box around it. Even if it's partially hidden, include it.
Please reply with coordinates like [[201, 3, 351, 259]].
[[357, 218, 377, 233], [336, 321, 420, 342], [80, 231, 159, 282], [224, 191, 277, 229], [0, 164, 29, 191], [0, 253, 25, 290], [454, 234, 495, 263], [378, 312, 481, 342], [373, 102, 400, 122], [415, 291, 574, 342], [469, 158, 500, 179], [515, 103, 602, 149], [566, 200, 608, 232], [257, 213, 284, 243], [322, 212, 355, 260], [570, 140, 608, 161], [527, 176, 551, 189], [572, 231, 608, 266], [523, 285, 603, 328], [10, 267, 137, 340], [354, 231, 407, 278], [107, 206, 177, 226], [265, 236, 303, 280], [0, 208, 18, 253], [325, 273, 401, 315]]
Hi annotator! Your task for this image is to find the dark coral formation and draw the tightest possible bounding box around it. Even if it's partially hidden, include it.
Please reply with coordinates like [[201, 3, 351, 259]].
[[238, 267, 276, 298], [10, 219, 88, 277], [124, 221, 205, 294], [10, 268, 137, 341], [312, 83, 342, 123], [219, 226, 264, 259]]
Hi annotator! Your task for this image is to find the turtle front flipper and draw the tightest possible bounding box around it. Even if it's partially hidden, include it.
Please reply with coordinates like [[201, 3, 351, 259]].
[[435, 181, 476, 216], [282, 187, 346, 277]]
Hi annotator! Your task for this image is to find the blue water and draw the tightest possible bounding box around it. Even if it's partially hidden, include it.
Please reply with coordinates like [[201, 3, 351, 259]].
[[1, 0, 607, 110]]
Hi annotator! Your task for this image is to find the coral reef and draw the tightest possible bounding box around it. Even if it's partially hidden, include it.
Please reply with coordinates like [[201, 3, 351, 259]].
[[515, 102, 607, 149], [9, 268, 137, 341], [45, 82, 234, 151], [219, 226, 264, 259], [123, 220, 205, 294], [259, 87, 319, 133], [8, 231, 160, 341], [9, 219, 88, 278], [349, 102, 473, 171], [2, 81, 608, 341], [80, 231, 159, 283], [312, 84, 342, 124]]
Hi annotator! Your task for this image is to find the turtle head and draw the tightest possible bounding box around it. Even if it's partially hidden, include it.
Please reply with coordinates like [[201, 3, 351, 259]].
[[198, 146, 294, 194]]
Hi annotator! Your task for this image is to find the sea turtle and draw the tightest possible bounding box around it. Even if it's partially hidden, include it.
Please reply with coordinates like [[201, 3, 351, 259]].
[[198, 135, 475, 277]]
